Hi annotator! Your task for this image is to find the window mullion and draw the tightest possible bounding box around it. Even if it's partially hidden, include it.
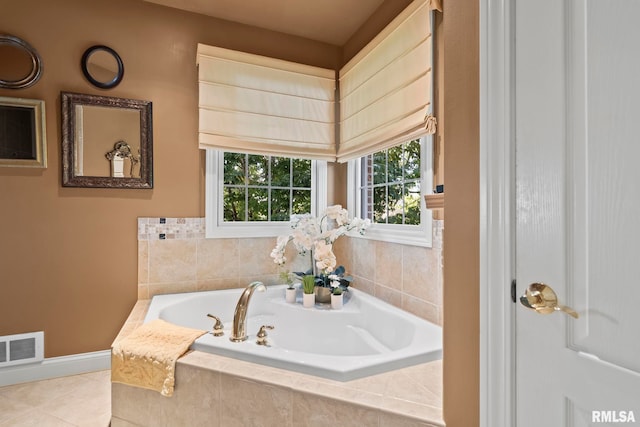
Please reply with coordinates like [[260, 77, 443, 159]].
[[402, 143, 406, 225], [267, 156, 272, 221], [385, 151, 389, 224], [244, 154, 249, 221], [289, 158, 293, 216]]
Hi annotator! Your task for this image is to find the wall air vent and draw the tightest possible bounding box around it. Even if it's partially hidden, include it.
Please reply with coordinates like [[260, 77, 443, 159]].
[[0, 332, 44, 367]]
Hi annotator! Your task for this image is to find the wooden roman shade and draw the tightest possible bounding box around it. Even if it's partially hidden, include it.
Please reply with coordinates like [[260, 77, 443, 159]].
[[197, 44, 336, 161], [337, 0, 435, 162]]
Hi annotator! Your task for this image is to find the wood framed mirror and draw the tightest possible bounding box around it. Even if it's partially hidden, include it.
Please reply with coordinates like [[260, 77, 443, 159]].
[[61, 92, 153, 188]]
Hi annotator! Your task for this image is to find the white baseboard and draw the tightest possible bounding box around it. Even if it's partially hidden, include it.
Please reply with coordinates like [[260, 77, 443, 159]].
[[0, 349, 111, 387]]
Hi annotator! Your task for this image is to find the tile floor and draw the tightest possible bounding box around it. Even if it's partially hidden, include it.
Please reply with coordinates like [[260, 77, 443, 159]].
[[0, 370, 111, 427]]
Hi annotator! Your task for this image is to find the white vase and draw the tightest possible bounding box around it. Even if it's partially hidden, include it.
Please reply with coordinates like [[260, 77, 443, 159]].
[[331, 293, 343, 310], [303, 293, 315, 308], [285, 287, 296, 303]]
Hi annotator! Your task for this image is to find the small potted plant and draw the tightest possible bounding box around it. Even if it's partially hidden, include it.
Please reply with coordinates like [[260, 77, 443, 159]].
[[302, 275, 316, 308], [330, 275, 344, 310], [280, 270, 297, 303]]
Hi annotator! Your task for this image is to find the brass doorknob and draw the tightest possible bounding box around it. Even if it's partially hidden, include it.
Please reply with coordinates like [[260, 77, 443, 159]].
[[519, 283, 579, 319]]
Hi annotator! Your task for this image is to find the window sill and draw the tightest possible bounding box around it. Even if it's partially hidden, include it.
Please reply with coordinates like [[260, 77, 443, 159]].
[[351, 219, 433, 248], [204, 220, 293, 239]]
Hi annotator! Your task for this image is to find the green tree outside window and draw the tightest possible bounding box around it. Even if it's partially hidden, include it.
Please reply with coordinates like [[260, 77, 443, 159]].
[[363, 139, 421, 225], [223, 152, 312, 222]]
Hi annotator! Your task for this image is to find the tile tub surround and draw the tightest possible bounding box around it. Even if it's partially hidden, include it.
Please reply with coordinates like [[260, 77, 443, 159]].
[[137, 218, 444, 326], [137, 217, 311, 299], [334, 220, 444, 326], [111, 301, 444, 427]]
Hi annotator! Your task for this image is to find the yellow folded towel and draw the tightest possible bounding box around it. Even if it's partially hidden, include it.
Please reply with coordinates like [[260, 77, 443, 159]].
[[111, 319, 206, 397]]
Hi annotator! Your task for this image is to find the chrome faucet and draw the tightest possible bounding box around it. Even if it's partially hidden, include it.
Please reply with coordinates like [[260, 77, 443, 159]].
[[230, 281, 266, 342]]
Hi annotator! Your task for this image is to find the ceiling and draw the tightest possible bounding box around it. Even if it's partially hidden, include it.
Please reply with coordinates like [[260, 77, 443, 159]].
[[142, 0, 386, 46]]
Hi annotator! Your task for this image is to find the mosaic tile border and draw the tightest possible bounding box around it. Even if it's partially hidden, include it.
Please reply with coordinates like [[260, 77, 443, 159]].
[[138, 217, 205, 241], [138, 217, 443, 244]]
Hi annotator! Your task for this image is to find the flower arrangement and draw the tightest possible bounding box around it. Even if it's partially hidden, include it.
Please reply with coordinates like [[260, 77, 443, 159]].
[[270, 205, 371, 294]]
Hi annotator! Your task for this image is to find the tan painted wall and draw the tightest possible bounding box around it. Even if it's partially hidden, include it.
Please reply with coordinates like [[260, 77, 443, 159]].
[[341, 0, 413, 64], [442, 1, 480, 426], [0, 0, 340, 357]]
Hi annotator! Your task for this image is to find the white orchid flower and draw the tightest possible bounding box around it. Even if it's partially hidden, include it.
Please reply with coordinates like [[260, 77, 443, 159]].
[[324, 205, 343, 219], [313, 240, 337, 273], [292, 229, 313, 251], [336, 208, 350, 226], [313, 240, 333, 258], [271, 204, 369, 269], [328, 226, 347, 242], [316, 256, 337, 274], [270, 247, 286, 265]]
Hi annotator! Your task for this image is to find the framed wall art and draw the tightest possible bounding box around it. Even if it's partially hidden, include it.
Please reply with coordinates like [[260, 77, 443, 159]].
[[0, 96, 47, 168]]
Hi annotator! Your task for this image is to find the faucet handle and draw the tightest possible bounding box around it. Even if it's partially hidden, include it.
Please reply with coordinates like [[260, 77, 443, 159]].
[[256, 325, 274, 346], [206, 314, 224, 336]]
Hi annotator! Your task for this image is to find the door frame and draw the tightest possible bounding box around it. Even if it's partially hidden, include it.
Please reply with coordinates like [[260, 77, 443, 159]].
[[479, 0, 516, 426]]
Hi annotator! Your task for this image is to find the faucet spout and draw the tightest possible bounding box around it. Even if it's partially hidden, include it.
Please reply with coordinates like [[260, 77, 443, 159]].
[[230, 281, 266, 342]]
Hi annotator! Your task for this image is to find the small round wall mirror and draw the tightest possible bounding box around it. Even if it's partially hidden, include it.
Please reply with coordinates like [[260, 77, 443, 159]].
[[81, 45, 124, 89], [0, 35, 43, 89]]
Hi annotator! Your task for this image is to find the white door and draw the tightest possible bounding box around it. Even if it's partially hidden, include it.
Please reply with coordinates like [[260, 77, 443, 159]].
[[516, 0, 640, 426]]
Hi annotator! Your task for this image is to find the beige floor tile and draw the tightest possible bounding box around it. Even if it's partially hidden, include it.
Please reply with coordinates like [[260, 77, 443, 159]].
[[0, 409, 77, 426], [39, 376, 111, 426], [0, 373, 93, 407], [0, 395, 33, 423], [82, 369, 112, 383], [0, 370, 111, 427]]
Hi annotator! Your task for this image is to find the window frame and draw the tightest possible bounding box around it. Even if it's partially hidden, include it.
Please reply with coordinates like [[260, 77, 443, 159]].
[[205, 150, 327, 238], [347, 135, 433, 247]]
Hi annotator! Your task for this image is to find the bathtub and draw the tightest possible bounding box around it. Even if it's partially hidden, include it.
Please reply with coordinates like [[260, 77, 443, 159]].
[[144, 284, 442, 381]]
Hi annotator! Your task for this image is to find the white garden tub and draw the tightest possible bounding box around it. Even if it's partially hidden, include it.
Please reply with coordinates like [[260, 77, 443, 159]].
[[144, 284, 442, 381]]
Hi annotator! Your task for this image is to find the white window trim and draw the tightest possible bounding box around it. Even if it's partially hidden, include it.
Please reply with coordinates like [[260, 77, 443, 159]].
[[205, 150, 327, 239], [347, 135, 433, 247]]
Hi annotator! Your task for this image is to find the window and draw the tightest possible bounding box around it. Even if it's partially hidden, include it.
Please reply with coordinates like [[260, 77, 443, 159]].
[[222, 152, 313, 221], [206, 150, 327, 238], [348, 136, 433, 247], [360, 138, 423, 225]]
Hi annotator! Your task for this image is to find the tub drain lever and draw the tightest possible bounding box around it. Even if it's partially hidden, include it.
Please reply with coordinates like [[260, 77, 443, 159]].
[[256, 325, 274, 346], [207, 314, 224, 336]]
